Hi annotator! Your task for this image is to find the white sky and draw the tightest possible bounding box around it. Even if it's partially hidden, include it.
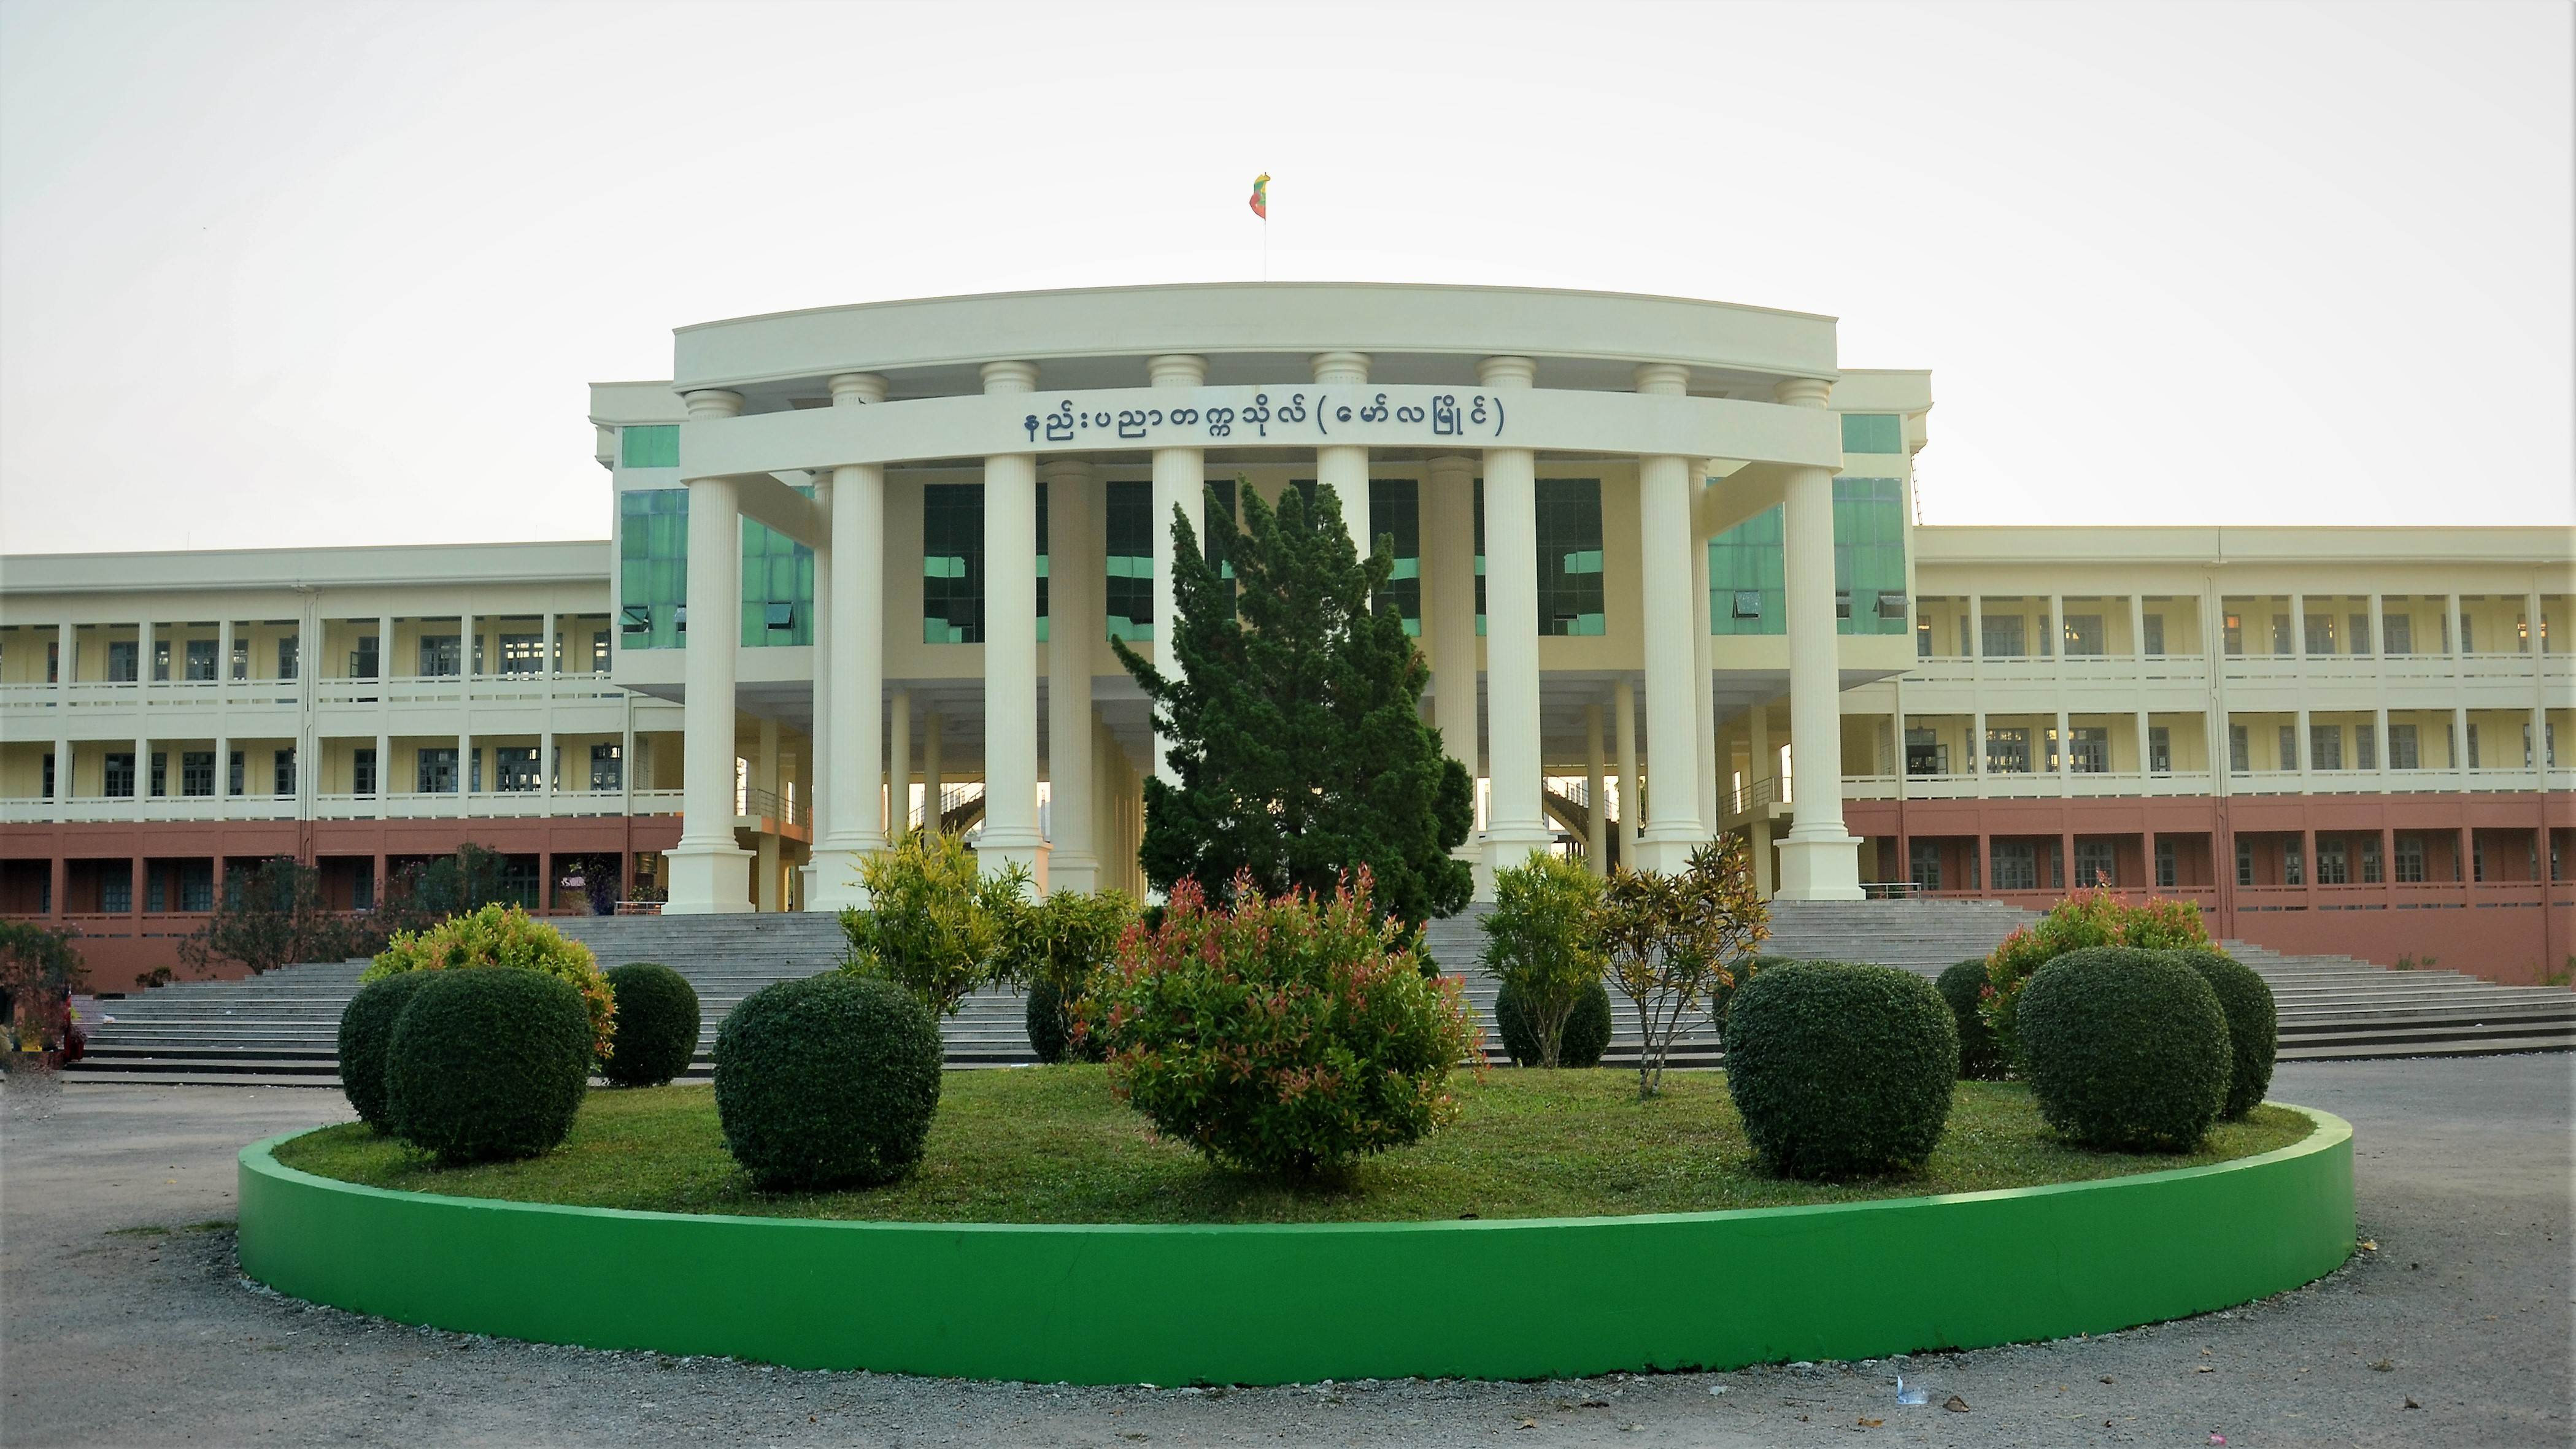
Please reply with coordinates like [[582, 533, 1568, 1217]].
[[2, 0, 2569, 558]]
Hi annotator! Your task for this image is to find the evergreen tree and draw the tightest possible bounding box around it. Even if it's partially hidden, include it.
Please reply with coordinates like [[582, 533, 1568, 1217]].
[[1113, 478, 1475, 925]]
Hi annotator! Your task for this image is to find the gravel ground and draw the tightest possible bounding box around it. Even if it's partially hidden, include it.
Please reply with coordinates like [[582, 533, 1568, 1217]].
[[2, 1054, 2567, 1448]]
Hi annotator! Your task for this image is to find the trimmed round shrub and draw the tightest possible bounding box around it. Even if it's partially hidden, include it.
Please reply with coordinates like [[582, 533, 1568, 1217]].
[[1724, 961, 1957, 1180], [601, 963, 700, 1088], [1937, 958, 2010, 1081], [1025, 977, 1106, 1065], [2018, 946, 2232, 1151], [384, 968, 592, 1164], [2169, 947, 2276, 1119], [1495, 976, 1613, 1068], [714, 973, 943, 1192], [336, 972, 433, 1131], [364, 903, 617, 1063], [1710, 955, 1797, 1048]]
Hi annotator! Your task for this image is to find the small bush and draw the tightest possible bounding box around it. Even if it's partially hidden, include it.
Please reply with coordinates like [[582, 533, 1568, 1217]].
[[384, 969, 592, 1164], [1478, 855, 1606, 1069], [2169, 947, 2276, 1118], [714, 974, 944, 1192], [1006, 888, 1137, 1064], [1724, 961, 1957, 1180], [1495, 976, 1613, 1068], [1090, 870, 1478, 1179], [841, 831, 1031, 1018], [365, 903, 616, 1062], [337, 972, 432, 1131], [2018, 946, 2231, 1151], [1025, 976, 1106, 1064], [1936, 958, 2009, 1080], [1980, 891, 2210, 1069], [601, 963, 700, 1088]]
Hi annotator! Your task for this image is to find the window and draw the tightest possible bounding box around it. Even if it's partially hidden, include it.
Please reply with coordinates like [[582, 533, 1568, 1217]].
[[107, 639, 137, 682], [741, 498, 816, 647], [2074, 839, 2116, 888], [45, 640, 58, 683], [2277, 724, 2299, 771], [2317, 837, 2348, 885], [353, 636, 379, 680], [498, 634, 546, 675], [185, 638, 218, 681], [418, 634, 461, 677], [177, 751, 212, 797], [2304, 615, 2336, 655], [2284, 836, 2305, 885], [149, 751, 167, 796], [1535, 479, 1605, 635], [1985, 726, 2031, 774], [1915, 618, 1932, 658], [621, 425, 680, 469], [2310, 724, 2342, 771], [1981, 614, 2026, 658], [1903, 727, 1945, 777], [1840, 413, 1903, 453], [41, 752, 55, 800], [2270, 615, 2293, 655], [2155, 837, 2177, 888], [1908, 840, 1942, 891], [230, 637, 249, 680], [2383, 613, 2412, 655], [153, 639, 171, 681], [2395, 834, 2424, 883], [1472, 477, 1485, 634], [2064, 727, 2109, 774], [1369, 479, 1423, 634], [493, 747, 541, 792], [2389, 723, 2419, 769], [273, 748, 296, 796], [2148, 726, 2172, 774], [589, 742, 622, 792], [2459, 614, 2474, 653], [355, 748, 377, 796], [619, 488, 690, 648], [2356, 723, 2377, 771], [1833, 479, 1907, 636], [2236, 837, 2254, 886], [1991, 842, 2038, 891], [2223, 613, 2243, 655], [2467, 723, 2480, 769], [2062, 615, 2104, 656], [279, 636, 298, 680], [228, 751, 245, 796], [417, 748, 458, 794], [177, 861, 213, 913], [2142, 614, 2164, 656], [101, 870, 131, 913], [2348, 614, 2372, 655], [922, 482, 985, 644], [2229, 724, 2250, 774], [2361, 836, 2383, 884], [1105, 480, 1154, 640], [105, 752, 134, 798]]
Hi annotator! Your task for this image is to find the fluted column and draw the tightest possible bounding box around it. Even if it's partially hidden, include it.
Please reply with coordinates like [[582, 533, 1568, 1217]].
[[1773, 377, 1863, 899], [1147, 354, 1205, 790], [1632, 364, 1703, 872], [807, 372, 889, 910], [1424, 453, 1481, 806], [666, 388, 753, 913], [1044, 459, 1102, 893], [978, 361, 1044, 883], [887, 688, 913, 835], [1585, 703, 1608, 877], [1478, 355, 1551, 878], [1311, 351, 1373, 558], [1614, 676, 1640, 868]]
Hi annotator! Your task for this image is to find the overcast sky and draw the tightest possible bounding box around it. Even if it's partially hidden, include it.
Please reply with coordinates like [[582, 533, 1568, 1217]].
[[1, 0, 2569, 557]]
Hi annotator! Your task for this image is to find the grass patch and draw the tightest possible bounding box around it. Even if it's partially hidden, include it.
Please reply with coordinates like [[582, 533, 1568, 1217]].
[[106, 1220, 234, 1237], [271, 1069, 2315, 1225]]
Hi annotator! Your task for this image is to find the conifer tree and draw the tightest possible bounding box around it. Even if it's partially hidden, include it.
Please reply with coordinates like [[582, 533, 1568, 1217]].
[[1113, 479, 1475, 925]]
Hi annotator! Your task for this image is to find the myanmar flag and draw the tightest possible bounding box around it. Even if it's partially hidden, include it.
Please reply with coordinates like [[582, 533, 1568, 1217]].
[[1249, 173, 1269, 219]]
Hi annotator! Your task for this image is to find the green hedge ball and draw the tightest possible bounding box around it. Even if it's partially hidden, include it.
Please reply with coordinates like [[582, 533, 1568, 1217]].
[[2168, 947, 2277, 1119], [1494, 976, 1613, 1068], [385, 969, 593, 1164], [1724, 961, 1958, 1180], [601, 962, 701, 1088], [714, 974, 943, 1193], [337, 972, 433, 1132], [1935, 958, 2011, 1082], [2019, 945, 2232, 1151]]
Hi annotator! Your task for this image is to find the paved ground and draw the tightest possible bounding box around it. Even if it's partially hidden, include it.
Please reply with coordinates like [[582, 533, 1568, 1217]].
[[2, 1055, 2567, 1448]]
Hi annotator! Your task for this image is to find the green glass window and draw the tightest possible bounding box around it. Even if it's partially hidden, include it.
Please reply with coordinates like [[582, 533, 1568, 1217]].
[[1706, 478, 1910, 637], [923, 483, 984, 644], [621, 425, 680, 469], [1035, 482, 1049, 644], [1369, 478, 1422, 635], [1473, 478, 1486, 636], [1709, 507, 1785, 636], [1535, 479, 1605, 636], [741, 486, 815, 647], [618, 489, 689, 648], [1840, 413, 1903, 454], [1105, 480, 1152, 641]]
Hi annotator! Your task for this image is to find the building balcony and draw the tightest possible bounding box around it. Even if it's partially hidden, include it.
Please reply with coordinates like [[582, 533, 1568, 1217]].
[[0, 795, 300, 825], [1845, 771, 2219, 801], [310, 788, 682, 820]]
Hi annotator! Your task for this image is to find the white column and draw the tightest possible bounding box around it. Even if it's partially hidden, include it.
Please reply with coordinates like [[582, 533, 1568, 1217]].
[[808, 372, 890, 910], [1690, 486, 1719, 843], [1477, 356, 1551, 878], [756, 714, 782, 912], [1424, 455, 1482, 873], [1147, 355, 1205, 790], [2129, 593, 2147, 661], [1633, 369, 1703, 871], [665, 388, 754, 913], [218, 618, 235, 685], [461, 610, 476, 680], [1045, 459, 1102, 894], [1748, 699, 1774, 898], [2290, 591, 2307, 659], [887, 688, 912, 836], [2056, 705, 2073, 796], [1311, 351, 1373, 558], [1614, 676, 1640, 862], [1584, 702, 1608, 877], [923, 709, 944, 833], [976, 361, 1044, 883], [1772, 377, 1862, 899]]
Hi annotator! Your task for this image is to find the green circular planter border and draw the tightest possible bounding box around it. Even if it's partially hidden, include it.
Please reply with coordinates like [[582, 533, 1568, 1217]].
[[236, 1107, 2353, 1386]]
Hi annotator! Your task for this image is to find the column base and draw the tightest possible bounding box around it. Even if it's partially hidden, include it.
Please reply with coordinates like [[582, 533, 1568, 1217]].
[[1460, 843, 1495, 904], [1630, 833, 1708, 875], [803, 845, 881, 911], [1775, 832, 1864, 901], [663, 844, 755, 915], [1481, 828, 1552, 889], [1047, 852, 1100, 896]]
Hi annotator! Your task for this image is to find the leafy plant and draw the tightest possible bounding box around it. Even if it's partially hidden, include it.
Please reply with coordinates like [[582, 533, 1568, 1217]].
[[178, 856, 366, 978], [1114, 476, 1475, 928], [384, 967, 593, 1164], [601, 963, 701, 1088], [364, 903, 616, 1062], [2018, 945, 2232, 1151], [839, 829, 1030, 1018], [1478, 855, 1607, 1069], [1935, 958, 2010, 1080], [1003, 886, 1140, 1063], [714, 973, 944, 1191], [371, 843, 520, 939], [1724, 961, 1957, 1179], [1600, 837, 1769, 1098], [1088, 869, 1478, 1179], [1495, 975, 1613, 1069], [1980, 890, 2210, 1070], [0, 920, 85, 1052]]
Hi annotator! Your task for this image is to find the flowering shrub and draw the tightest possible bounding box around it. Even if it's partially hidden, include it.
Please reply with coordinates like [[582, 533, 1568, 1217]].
[[1979, 890, 2208, 1070], [1087, 869, 1479, 1179], [364, 903, 616, 1062]]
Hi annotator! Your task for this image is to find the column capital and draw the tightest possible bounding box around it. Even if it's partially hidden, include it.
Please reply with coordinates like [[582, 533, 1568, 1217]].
[[981, 361, 1040, 394], [1425, 454, 1476, 483], [829, 372, 887, 406], [1147, 354, 1206, 388], [1632, 363, 1689, 396], [1773, 377, 1832, 409], [1478, 355, 1537, 390], [1310, 350, 1371, 385], [1039, 458, 1095, 485], [684, 389, 743, 420]]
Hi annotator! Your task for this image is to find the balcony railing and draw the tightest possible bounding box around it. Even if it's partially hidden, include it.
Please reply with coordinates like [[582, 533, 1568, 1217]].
[[1845, 771, 2218, 801]]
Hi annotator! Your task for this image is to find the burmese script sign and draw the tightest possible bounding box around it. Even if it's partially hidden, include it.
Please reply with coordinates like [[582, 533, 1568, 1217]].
[[1021, 386, 1510, 445]]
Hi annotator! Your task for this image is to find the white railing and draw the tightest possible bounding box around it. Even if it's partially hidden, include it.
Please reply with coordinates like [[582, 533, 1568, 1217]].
[[1842, 770, 2216, 802], [0, 794, 300, 825]]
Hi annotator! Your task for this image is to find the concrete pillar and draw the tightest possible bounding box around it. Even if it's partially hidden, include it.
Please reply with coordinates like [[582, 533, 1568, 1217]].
[[1147, 354, 1205, 790], [756, 715, 782, 912], [808, 372, 890, 910], [1476, 356, 1551, 878], [1044, 459, 1102, 893], [1424, 455, 1480, 781], [1614, 676, 1640, 865], [1584, 702, 1608, 877], [888, 688, 913, 837], [1772, 378, 1862, 900], [1633, 366, 1704, 871], [1691, 492, 1719, 842], [1311, 351, 1373, 558], [923, 709, 944, 834], [665, 388, 754, 913], [977, 361, 1045, 883]]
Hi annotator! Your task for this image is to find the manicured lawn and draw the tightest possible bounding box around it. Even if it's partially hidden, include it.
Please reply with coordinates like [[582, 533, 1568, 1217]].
[[273, 1068, 2316, 1225]]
